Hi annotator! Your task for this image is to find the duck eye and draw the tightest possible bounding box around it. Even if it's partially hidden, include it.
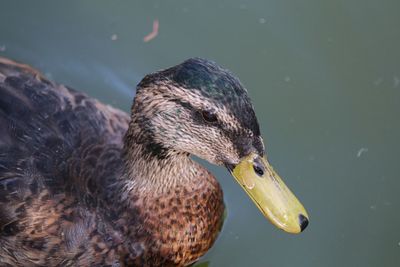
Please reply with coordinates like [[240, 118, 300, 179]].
[[201, 109, 218, 123]]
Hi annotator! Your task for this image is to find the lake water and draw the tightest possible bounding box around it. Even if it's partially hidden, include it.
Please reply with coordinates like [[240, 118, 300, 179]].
[[1, 1, 399, 266]]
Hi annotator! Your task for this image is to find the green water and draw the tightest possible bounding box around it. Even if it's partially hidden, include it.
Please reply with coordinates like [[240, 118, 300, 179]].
[[1, 1, 400, 266]]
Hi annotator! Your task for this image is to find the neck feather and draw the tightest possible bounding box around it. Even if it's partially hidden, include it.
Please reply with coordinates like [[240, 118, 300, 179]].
[[107, 112, 224, 266], [121, 118, 202, 197]]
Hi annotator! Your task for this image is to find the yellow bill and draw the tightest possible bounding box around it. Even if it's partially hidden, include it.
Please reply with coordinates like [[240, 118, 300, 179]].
[[231, 153, 309, 234]]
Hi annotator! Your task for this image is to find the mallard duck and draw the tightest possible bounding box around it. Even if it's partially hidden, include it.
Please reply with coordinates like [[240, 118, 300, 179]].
[[0, 57, 308, 266]]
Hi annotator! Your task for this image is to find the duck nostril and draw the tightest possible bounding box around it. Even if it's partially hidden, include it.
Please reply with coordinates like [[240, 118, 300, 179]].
[[299, 214, 309, 232], [252, 157, 265, 177]]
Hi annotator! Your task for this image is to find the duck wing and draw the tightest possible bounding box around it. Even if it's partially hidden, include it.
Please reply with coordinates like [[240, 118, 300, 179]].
[[0, 57, 130, 265]]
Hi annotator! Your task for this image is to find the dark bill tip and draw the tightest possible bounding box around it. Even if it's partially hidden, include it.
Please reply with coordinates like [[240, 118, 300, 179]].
[[299, 214, 309, 232]]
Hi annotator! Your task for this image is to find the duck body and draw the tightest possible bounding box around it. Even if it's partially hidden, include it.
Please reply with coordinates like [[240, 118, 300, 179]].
[[0, 58, 224, 266]]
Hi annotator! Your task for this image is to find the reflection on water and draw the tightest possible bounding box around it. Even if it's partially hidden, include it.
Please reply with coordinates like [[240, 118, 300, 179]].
[[1, 1, 400, 266]]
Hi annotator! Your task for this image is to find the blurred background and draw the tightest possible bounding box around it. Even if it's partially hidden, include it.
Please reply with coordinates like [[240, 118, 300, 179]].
[[1, 1, 399, 266]]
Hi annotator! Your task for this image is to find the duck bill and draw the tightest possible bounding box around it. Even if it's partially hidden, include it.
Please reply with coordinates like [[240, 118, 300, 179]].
[[230, 153, 309, 234]]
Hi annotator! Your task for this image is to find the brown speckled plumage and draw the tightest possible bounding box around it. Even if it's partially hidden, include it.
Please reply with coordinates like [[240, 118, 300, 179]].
[[0, 57, 263, 266]]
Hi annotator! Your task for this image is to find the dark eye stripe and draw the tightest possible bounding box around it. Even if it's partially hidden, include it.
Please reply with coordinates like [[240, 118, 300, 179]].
[[170, 98, 220, 125], [170, 98, 195, 110]]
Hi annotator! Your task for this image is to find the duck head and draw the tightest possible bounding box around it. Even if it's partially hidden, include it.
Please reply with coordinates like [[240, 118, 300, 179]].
[[131, 58, 309, 233]]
